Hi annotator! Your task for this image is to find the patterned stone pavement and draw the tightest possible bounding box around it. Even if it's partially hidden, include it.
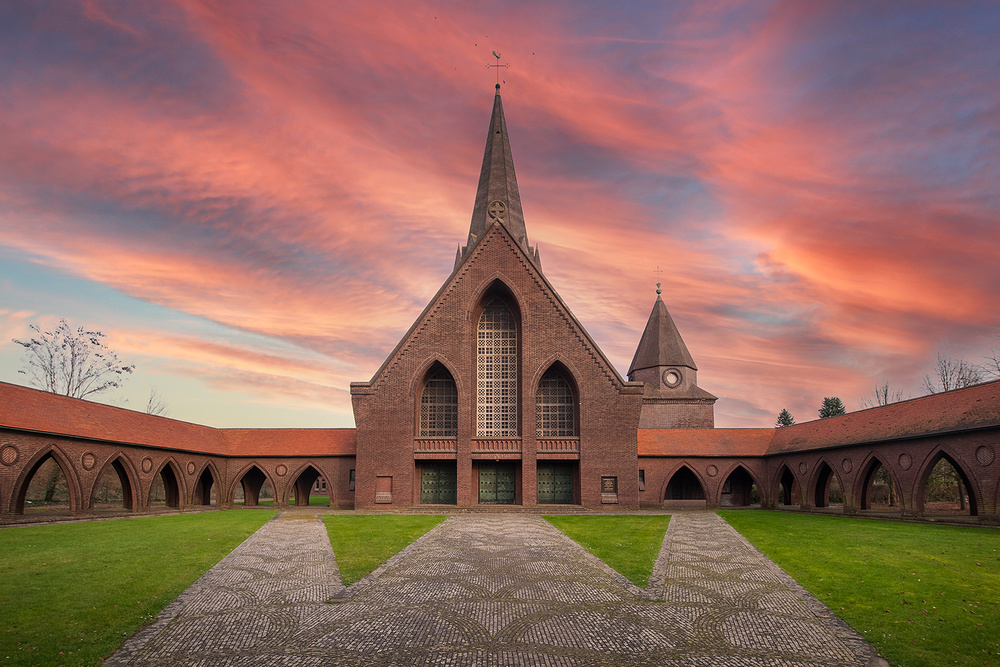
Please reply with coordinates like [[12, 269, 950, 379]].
[[106, 510, 887, 666]]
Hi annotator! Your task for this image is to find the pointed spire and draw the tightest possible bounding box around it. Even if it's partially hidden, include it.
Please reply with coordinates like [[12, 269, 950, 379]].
[[467, 85, 529, 253], [628, 291, 698, 377]]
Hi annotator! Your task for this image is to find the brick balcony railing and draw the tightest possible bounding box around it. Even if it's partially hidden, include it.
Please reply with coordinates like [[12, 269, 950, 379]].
[[471, 439, 522, 454], [413, 438, 458, 454], [537, 438, 580, 454]]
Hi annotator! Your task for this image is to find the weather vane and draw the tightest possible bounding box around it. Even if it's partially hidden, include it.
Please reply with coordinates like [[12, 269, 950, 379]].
[[487, 50, 509, 87]]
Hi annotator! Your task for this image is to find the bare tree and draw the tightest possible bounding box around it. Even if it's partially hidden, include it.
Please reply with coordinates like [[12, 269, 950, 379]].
[[921, 349, 984, 394], [859, 379, 906, 409], [13, 319, 134, 398], [146, 386, 169, 416], [983, 337, 1000, 381]]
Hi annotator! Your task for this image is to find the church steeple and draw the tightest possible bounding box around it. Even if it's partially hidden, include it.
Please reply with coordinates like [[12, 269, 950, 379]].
[[628, 284, 716, 428], [462, 85, 536, 263], [628, 289, 698, 379]]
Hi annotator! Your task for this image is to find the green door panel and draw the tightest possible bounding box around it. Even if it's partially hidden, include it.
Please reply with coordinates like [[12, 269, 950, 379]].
[[420, 462, 456, 504], [479, 461, 515, 504], [537, 461, 574, 504]]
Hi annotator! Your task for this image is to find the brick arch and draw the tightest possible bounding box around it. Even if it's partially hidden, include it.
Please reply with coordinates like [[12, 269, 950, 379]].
[[411, 356, 466, 399], [11, 444, 82, 515], [413, 360, 461, 438], [90, 452, 139, 512], [229, 462, 276, 507], [914, 446, 980, 516], [530, 357, 584, 401], [662, 463, 707, 502], [285, 462, 332, 507], [193, 461, 221, 506], [532, 360, 581, 438], [718, 463, 761, 507], [809, 459, 845, 509], [855, 453, 901, 512], [470, 275, 525, 322], [149, 458, 185, 509], [473, 280, 522, 438], [772, 463, 800, 507]]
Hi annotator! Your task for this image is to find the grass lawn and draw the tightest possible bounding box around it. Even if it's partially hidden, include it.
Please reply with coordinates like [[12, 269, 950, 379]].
[[0, 510, 274, 667], [288, 495, 330, 506], [543, 515, 670, 587], [719, 511, 1000, 667], [323, 514, 447, 585]]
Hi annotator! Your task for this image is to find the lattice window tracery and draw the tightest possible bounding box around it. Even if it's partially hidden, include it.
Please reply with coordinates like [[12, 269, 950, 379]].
[[420, 367, 458, 437], [536, 368, 576, 437], [477, 298, 518, 436]]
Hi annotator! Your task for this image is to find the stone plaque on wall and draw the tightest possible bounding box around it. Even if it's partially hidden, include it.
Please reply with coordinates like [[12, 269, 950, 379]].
[[601, 476, 618, 504]]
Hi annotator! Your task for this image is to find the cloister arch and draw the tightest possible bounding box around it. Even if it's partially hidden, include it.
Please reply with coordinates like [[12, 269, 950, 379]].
[[288, 463, 328, 507], [149, 460, 184, 508], [775, 464, 799, 507], [90, 454, 138, 512], [719, 464, 759, 507], [11, 445, 81, 514], [193, 463, 219, 506], [811, 460, 845, 509], [664, 465, 706, 502], [916, 448, 979, 516], [856, 455, 900, 512], [231, 464, 274, 507], [13, 445, 79, 515]]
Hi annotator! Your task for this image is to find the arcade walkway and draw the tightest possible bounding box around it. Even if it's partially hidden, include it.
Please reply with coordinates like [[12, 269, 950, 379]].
[[106, 511, 886, 666]]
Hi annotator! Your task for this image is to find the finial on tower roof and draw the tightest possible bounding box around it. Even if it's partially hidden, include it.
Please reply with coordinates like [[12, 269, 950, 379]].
[[487, 50, 509, 88], [656, 282, 662, 295], [653, 266, 664, 296]]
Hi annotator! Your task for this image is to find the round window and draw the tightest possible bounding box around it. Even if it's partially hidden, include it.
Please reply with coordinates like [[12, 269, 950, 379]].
[[663, 369, 681, 387]]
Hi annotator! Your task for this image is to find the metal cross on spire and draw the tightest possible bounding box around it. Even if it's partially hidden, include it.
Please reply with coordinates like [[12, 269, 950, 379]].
[[487, 50, 509, 87], [653, 266, 664, 295]]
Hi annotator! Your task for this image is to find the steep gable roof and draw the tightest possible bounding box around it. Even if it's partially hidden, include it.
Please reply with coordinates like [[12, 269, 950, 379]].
[[628, 293, 698, 375], [357, 219, 634, 392]]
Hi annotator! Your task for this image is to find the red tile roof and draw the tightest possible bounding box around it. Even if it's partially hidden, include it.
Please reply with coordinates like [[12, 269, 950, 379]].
[[767, 380, 1000, 455], [4, 378, 997, 460], [639, 380, 1000, 457], [639, 428, 774, 457], [0, 381, 355, 457]]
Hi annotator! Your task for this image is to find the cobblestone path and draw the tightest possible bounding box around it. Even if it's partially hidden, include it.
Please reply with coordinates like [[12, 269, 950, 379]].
[[106, 511, 885, 666]]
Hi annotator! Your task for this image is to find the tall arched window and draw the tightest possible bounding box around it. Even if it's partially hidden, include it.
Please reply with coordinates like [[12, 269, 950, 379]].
[[420, 366, 458, 437], [536, 367, 576, 437], [477, 298, 518, 436]]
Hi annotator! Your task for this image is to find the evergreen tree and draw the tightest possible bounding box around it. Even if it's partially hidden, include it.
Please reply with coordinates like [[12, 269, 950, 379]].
[[818, 397, 846, 418], [775, 409, 795, 427]]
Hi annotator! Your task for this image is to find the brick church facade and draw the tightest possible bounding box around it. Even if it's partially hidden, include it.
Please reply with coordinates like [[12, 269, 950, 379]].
[[2, 87, 999, 522]]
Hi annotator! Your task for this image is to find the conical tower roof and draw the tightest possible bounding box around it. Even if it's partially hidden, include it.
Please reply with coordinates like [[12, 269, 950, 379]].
[[628, 292, 698, 376], [466, 84, 530, 253]]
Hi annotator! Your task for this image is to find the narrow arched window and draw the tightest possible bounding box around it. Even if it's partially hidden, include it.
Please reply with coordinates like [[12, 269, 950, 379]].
[[420, 366, 458, 437], [536, 367, 576, 437], [477, 298, 517, 436]]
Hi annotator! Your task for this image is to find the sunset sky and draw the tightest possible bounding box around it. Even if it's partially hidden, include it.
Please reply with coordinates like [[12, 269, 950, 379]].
[[1, 1, 998, 428]]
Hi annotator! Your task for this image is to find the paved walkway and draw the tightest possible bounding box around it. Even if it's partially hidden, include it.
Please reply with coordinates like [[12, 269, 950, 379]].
[[106, 511, 885, 666]]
